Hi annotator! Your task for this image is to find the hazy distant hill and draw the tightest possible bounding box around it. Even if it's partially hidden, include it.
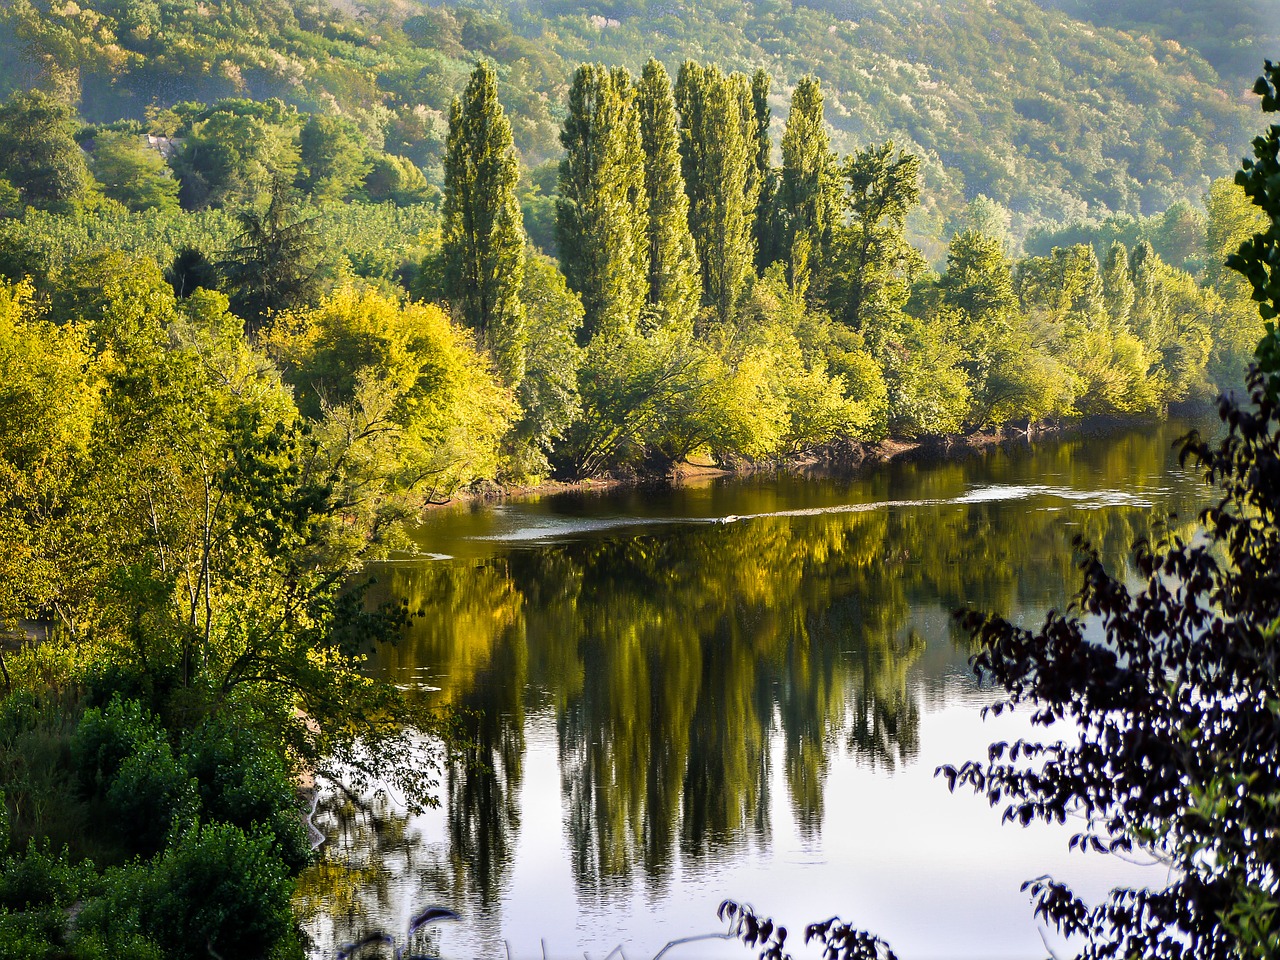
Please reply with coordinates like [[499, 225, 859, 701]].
[[0, 0, 1262, 235], [1034, 0, 1280, 94]]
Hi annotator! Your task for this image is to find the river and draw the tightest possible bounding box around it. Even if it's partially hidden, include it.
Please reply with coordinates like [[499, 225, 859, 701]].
[[300, 419, 1215, 960]]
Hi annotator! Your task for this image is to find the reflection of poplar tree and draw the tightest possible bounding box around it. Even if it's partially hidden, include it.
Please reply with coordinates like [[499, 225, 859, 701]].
[[443, 61, 528, 386], [556, 64, 649, 343], [636, 59, 700, 330], [675, 62, 759, 323]]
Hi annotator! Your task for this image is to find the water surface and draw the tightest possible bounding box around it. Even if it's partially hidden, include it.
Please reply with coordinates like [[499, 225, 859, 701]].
[[302, 421, 1212, 960]]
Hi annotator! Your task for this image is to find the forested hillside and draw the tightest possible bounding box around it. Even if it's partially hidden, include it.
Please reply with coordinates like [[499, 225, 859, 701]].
[[0, 0, 1256, 239], [1038, 0, 1280, 94]]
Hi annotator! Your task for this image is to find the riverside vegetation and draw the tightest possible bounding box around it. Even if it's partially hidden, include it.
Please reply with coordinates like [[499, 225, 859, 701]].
[[0, 0, 1276, 956], [723, 60, 1280, 960]]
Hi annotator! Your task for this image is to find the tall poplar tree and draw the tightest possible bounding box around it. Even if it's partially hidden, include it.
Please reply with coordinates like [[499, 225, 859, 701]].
[[443, 60, 527, 386], [777, 75, 836, 300], [1101, 241, 1136, 330], [636, 59, 699, 330], [675, 62, 758, 323], [750, 69, 777, 273], [557, 64, 650, 343]]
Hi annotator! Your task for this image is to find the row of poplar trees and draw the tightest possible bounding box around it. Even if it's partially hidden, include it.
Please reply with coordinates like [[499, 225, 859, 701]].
[[441, 57, 869, 386]]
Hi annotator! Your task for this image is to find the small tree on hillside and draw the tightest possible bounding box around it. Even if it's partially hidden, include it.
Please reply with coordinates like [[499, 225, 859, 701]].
[[221, 181, 323, 332]]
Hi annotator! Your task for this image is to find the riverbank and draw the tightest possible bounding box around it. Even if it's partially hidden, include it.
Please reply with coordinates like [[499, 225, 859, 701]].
[[452, 412, 1183, 506]]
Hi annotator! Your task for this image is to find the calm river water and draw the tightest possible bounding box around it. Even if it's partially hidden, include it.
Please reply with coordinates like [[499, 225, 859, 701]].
[[301, 420, 1216, 960]]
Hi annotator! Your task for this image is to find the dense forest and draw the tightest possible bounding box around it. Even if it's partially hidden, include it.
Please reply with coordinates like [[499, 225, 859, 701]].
[[0, 0, 1278, 954], [0, 55, 1267, 483], [0, 0, 1262, 240]]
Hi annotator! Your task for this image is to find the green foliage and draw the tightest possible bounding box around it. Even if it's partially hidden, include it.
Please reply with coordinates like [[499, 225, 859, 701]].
[[296, 115, 370, 203], [557, 63, 649, 342], [0, 0, 1253, 236], [676, 62, 758, 323], [72, 697, 196, 856], [750, 69, 776, 274], [220, 182, 324, 330], [88, 131, 179, 213], [0, 842, 84, 911], [509, 253, 584, 479], [1228, 60, 1280, 379], [443, 61, 527, 385], [270, 284, 515, 499], [183, 712, 310, 872], [105, 736, 198, 856], [636, 59, 700, 331], [828, 142, 922, 331], [939, 230, 1069, 427], [517, 159, 558, 256], [81, 823, 296, 960], [172, 101, 301, 211], [879, 313, 973, 437], [1045, 0, 1280, 91], [70, 697, 163, 799], [1206, 176, 1269, 386], [776, 76, 836, 300], [0, 91, 88, 212], [0, 689, 93, 859], [568, 324, 706, 476], [0, 280, 101, 636], [363, 154, 432, 207]]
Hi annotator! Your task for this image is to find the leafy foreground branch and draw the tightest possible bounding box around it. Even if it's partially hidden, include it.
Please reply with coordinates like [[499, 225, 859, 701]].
[[719, 900, 896, 960], [723, 59, 1280, 960]]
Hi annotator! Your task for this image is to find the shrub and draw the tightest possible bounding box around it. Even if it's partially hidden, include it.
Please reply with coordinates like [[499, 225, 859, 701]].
[[184, 713, 311, 872], [104, 739, 198, 856], [69, 697, 163, 798], [132, 824, 296, 960]]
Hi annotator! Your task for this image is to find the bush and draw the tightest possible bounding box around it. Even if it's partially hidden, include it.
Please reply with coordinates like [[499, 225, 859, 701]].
[[70, 697, 163, 798], [0, 909, 69, 960], [104, 739, 198, 856], [0, 841, 90, 911], [70, 697, 198, 856], [0, 842, 96, 960], [80, 660, 181, 717], [184, 713, 311, 872], [82, 823, 298, 960]]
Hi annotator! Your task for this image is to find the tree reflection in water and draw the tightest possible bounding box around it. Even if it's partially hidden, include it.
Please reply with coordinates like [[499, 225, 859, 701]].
[[299, 424, 1209, 952]]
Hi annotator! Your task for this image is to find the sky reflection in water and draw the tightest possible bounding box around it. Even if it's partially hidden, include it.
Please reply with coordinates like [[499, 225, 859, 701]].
[[301, 422, 1210, 960]]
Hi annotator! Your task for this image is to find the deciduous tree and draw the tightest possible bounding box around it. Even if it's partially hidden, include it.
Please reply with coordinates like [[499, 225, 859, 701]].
[[636, 58, 699, 331], [675, 62, 758, 323], [776, 76, 835, 300], [443, 61, 527, 385], [0, 90, 89, 211], [557, 63, 649, 344]]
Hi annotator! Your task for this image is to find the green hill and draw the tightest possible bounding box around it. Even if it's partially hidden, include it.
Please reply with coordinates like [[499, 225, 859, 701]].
[[0, 0, 1260, 236], [1035, 0, 1280, 94]]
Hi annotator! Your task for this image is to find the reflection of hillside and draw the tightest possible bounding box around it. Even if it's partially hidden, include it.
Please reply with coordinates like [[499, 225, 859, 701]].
[[358, 422, 1206, 903]]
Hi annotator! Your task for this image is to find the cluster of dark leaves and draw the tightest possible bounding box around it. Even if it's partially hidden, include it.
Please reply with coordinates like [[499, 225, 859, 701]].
[[718, 900, 897, 960], [936, 361, 1280, 959]]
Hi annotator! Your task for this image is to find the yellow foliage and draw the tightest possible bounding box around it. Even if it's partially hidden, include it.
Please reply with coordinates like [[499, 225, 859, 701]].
[[271, 285, 516, 497]]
